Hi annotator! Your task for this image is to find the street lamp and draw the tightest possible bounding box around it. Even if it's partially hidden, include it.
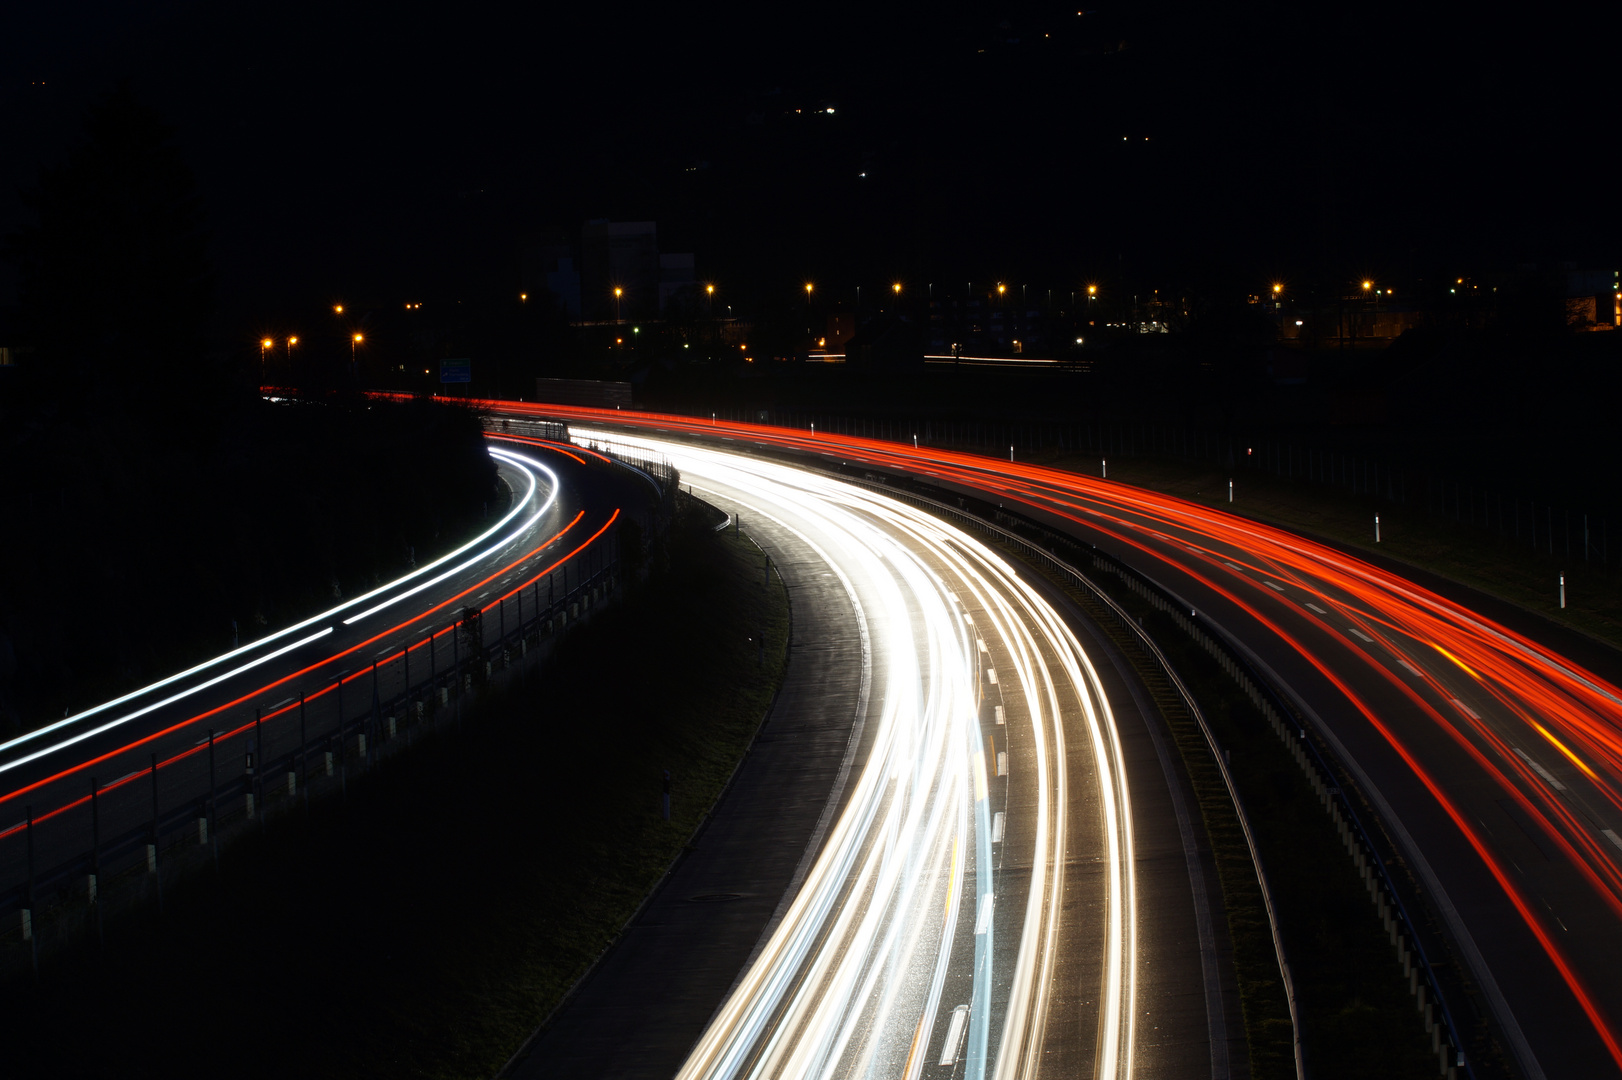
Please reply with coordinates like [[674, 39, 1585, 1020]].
[[614, 286, 624, 323], [351, 333, 363, 366], [333, 304, 343, 315], [892, 282, 902, 296], [260, 338, 273, 364], [286, 336, 298, 362]]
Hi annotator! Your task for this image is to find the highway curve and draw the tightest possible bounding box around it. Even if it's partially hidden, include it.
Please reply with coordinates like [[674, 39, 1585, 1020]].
[[500, 401, 1622, 1079], [0, 435, 631, 924]]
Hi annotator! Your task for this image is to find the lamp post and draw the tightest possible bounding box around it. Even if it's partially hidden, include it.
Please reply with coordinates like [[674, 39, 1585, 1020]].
[[805, 282, 814, 341], [351, 333, 363, 371], [614, 286, 624, 324], [286, 336, 298, 362], [260, 338, 273, 365], [706, 283, 715, 318]]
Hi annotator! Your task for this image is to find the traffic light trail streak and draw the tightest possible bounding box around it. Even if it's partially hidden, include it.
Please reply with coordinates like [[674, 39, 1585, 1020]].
[[497, 400, 1622, 1075], [585, 434, 1136, 1080]]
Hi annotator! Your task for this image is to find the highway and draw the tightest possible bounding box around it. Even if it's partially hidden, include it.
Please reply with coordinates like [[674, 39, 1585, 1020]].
[[507, 402, 1622, 1079], [0, 437, 629, 921], [568, 433, 1144, 1080]]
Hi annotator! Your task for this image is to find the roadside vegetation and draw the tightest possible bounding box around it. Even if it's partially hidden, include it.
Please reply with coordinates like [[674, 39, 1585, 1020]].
[[0, 500, 790, 1080], [1026, 447, 1622, 659]]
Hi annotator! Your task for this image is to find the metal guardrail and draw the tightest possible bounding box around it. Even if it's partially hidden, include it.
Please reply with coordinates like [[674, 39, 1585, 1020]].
[[1, 557, 619, 976], [836, 473, 1472, 1080]]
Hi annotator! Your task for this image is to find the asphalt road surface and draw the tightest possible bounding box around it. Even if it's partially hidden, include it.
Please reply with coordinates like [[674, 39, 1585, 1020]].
[[516, 432, 1238, 1080], [501, 401, 1622, 1079]]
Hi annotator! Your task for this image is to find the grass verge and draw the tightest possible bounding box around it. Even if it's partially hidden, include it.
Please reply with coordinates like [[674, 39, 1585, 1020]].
[[1020, 447, 1622, 657], [2, 502, 789, 1080]]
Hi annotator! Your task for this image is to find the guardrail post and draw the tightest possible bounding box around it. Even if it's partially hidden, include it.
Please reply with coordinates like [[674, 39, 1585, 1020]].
[[149, 754, 163, 914], [207, 730, 218, 869], [24, 805, 37, 976], [89, 778, 103, 944], [253, 707, 263, 824], [299, 695, 309, 811], [369, 661, 380, 766]]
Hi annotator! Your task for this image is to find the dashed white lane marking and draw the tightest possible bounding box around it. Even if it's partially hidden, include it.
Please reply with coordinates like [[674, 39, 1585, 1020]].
[[1347, 627, 1375, 643], [1304, 602, 1328, 615], [1399, 659, 1423, 677], [940, 1005, 971, 1066], [992, 811, 1006, 843], [997, 751, 1008, 777], [1603, 829, 1622, 854], [1452, 697, 1482, 720], [1224, 561, 1243, 571], [987, 668, 998, 685], [977, 638, 988, 653], [994, 705, 1005, 725], [1264, 580, 1285, 592], [1514, 748, 1567, 790]]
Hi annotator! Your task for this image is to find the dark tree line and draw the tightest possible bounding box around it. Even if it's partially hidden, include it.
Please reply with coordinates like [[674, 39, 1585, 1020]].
[[0, 87, 497, 732]]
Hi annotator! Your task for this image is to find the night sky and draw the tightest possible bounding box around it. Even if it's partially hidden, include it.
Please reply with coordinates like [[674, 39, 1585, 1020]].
[[2, 0, 1614, 326]]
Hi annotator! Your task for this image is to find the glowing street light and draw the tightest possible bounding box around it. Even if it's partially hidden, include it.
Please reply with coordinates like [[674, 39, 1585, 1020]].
[[333, 304, 343, 315], [892, 282, 902, 295], [614, 286, 624, 323], [706, 283, 716, 318], [1087, 284, 1098, 296], [351, 332, 363, 365], [260, 338, 273, 363], [519, 293, 528, 302], [286, 336, 298, 361]]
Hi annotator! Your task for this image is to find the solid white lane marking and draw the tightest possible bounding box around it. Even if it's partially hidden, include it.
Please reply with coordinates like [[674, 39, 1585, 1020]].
[[1514, 748, 1567, 790], [1304, 603, 1328, 615], [1452, 697, 1482, 720], [1264, 580, 1285, 592], [939, 1005, 971, 1065], [992, 811, 1006, 843], [1347, 627, 1375, 643], [994, 705, 1005, 725]]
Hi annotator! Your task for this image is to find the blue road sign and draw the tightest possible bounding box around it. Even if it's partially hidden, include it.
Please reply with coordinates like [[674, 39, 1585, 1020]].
[[440, 359, 472, 384]]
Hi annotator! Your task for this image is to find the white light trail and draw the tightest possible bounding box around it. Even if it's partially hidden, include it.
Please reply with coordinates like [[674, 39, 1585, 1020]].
[[0, 446, 556, 766], [575, 430, 1136, 1080]]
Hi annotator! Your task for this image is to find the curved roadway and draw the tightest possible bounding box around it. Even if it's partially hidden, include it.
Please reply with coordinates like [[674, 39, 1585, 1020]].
[[0, 437, 628, 913], [503, 401, 1622, 1079]]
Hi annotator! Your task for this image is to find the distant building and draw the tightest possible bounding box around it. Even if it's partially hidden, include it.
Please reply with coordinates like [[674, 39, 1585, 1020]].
[[659, 253, 696, 311], [522, 245, 581, 317], [578, 221, 696, 322], [1565, 268, 1620, 329]]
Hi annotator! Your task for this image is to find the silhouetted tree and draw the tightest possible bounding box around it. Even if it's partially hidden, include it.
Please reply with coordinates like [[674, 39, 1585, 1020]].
[[7, 82, 220, 429]]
